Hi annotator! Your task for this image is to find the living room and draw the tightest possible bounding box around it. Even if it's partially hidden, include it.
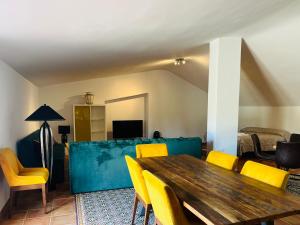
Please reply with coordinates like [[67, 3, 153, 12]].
[[1, 1, 300, 225]]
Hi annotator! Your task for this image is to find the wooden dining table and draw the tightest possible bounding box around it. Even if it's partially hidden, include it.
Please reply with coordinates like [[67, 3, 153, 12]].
[[136, 155, 300, 225]]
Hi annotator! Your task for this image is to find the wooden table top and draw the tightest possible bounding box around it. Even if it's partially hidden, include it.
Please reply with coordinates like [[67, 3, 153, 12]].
[[136, 155, 300, 225]]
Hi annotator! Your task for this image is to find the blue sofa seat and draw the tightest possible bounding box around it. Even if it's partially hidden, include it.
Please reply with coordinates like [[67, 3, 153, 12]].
[[69, 137, 201, 194]]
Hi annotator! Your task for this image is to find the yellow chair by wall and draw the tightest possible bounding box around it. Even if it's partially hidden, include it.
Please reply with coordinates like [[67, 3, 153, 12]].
[[125, 156, 151, 225], [241, 161, 289, 189], [0, 148, 49, 216], [143, 170, 204, 225], [136, 143, 168, 158], [206, 150, 238, 170]]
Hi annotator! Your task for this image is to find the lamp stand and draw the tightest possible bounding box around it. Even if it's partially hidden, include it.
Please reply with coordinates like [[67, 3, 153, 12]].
[[61, 134, 68, 144], [39, 121, 54, 186]]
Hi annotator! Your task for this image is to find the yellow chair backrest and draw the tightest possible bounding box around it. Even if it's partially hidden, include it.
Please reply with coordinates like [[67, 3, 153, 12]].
[[125, 156, 150, 204], [143, 170, 189, 225], [241, 161, 289, 189], [206, 150, 238, 170], [136, 143, 168, 158], [0, 148, 23, 186]]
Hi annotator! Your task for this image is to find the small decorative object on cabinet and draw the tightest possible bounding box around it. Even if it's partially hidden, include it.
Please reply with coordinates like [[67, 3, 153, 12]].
[[84, 92, 94, 105], [58, 125, 70, 144], [73, 105, 106, 141]]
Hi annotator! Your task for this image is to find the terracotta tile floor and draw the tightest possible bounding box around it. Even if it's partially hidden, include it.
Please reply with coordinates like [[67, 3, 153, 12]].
[[0, 184, 76, 225]]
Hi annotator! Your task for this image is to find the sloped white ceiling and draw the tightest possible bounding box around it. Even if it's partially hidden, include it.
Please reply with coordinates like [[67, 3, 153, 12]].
[[168, 1, 300, 106], [238, 1, 300, 106], [0, 0, 292, 88]]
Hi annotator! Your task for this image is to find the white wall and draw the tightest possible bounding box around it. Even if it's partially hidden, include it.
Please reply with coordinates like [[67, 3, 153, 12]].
[[106, 98, 144, 135], [0, 60, 39, 210], [239, 106, 300, 133], [207, 38, 241, 155], [39, 70, 208, 141]]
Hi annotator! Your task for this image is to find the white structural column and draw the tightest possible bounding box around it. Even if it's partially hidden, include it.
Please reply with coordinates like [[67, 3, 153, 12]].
[[207, 37, 242, 155]]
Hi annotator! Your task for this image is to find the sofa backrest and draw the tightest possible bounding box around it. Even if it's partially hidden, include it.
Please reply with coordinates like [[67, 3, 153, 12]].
[[69, 137, 202, 194]]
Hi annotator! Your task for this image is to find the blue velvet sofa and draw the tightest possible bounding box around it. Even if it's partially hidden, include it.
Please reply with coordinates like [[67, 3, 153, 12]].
[[69, 137, 202, 194]]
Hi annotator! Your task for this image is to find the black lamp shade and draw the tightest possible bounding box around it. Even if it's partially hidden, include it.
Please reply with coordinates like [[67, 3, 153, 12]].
[[58, 125, 70, 134], [25, 104, 65, 121]]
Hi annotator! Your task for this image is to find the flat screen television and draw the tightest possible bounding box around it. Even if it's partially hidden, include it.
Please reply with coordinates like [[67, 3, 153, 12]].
[[113, 120, 143, 139]]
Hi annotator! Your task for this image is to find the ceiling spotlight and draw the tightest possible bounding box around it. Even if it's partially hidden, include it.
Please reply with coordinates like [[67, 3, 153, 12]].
[[174, 58, 186, 66]]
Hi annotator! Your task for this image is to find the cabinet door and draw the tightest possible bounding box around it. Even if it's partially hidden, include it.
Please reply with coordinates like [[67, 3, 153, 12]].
[[74, 106, 91, 141], [90, 106, 105, 141]]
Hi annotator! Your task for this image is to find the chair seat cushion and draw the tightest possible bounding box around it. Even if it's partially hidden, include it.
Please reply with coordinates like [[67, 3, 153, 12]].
[[18, 168, 49, 185]]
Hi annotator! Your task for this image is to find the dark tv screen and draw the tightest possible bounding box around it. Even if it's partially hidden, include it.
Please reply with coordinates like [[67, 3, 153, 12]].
[[113, 120, 143, 139]]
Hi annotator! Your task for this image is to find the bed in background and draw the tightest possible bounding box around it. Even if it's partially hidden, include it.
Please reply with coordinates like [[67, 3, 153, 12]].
[[238, 127, 290, 156]]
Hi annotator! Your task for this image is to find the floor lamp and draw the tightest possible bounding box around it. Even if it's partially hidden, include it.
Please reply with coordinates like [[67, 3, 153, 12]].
[[25, 104, 65, 186]]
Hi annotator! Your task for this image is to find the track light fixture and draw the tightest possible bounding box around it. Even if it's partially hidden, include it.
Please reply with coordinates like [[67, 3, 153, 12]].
[[174, 58, 186, 66]]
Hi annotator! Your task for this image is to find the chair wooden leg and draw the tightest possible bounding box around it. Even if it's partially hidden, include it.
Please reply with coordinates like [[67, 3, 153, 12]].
[[144, 204, 151, 225], [8, 190, 14, 218], [131, 193, 138, 225], [14, 191, 18, 207], [154, 218, 163, 225], [42, 184, 47, 214]]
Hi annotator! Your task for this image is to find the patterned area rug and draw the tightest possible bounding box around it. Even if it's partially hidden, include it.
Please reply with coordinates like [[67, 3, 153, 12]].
[[76, 188, 154, 225], [76, 176, 300, 225], [287, 174, 300, 195]]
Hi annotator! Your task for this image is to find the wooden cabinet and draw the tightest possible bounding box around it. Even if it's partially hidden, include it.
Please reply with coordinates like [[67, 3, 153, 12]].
[[73, 105, 106, 141]]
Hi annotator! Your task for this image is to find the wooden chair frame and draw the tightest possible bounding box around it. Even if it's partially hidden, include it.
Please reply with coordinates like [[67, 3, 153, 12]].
[[9, 183, 47, 217], [131, 192, 151, 225], [153, 218, 163, 225]]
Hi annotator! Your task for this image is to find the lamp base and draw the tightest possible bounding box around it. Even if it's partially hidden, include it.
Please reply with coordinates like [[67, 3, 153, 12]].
[[61, 134, 68, 144]]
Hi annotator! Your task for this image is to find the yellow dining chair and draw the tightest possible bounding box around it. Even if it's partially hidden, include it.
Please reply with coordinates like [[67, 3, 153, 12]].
[[241, 161, 289, 189], [125, 155, 151, 225], [143, 170, 204, 225], [136, 143, 168, 158], [0, 148, 49, 216], [206, 150, 238, 170]]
